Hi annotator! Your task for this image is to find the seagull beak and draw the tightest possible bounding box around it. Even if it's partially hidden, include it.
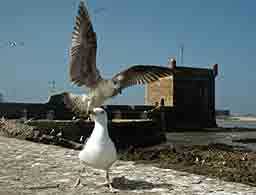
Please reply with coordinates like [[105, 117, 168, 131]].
[[88, 110, 96, 120]]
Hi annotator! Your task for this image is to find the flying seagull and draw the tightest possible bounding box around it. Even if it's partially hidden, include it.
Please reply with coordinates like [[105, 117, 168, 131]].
[[68, 1, 175, 114], [75, 107, 117, 191]]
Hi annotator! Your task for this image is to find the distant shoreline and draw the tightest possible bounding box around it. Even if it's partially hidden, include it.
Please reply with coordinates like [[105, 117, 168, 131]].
[[231, 116, 256, 122], [218, 116, 256, 122]]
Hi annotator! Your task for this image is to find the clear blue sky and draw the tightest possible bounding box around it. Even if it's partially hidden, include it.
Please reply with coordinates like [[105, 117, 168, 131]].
[[0, 0, 255, 114]]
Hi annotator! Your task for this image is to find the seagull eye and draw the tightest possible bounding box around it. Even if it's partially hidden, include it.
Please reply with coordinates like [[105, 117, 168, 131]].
[[113, 80, 117, 85]]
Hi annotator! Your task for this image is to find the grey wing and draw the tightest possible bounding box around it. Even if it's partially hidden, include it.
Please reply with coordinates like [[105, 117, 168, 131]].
[[112, 65, 174, 90], [69, 1, 102, 88]]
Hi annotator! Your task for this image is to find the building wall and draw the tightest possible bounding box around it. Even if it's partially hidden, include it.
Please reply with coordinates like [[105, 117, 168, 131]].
[[172, 74, 216, 127], [144, 68, 217, 128], [145, 76, 173, 106]]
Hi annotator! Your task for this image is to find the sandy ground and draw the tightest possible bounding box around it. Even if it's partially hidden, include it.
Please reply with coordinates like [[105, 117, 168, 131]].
[[1, 136, 256, 195]]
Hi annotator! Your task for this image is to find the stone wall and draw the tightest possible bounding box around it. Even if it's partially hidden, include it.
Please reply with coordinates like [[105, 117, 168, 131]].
[[0, 102, 54, 119], [145, 65, 217, 129], [24, 119, 165, 149], [173, 75, 215, 125], [145, 76, 173, 106], [152, 106, 217, 129], [0, 92, 216, 131], [0, 95, 166, 149]]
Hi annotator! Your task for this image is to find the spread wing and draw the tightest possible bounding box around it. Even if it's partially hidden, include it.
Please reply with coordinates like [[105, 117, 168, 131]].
[[112, 65, 174, 90], [69, 1, 102, 88]]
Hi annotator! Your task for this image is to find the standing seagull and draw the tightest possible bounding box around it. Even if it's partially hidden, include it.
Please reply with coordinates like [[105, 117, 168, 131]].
[[68, 1, 176, 114], [77, 107, 117, 191]]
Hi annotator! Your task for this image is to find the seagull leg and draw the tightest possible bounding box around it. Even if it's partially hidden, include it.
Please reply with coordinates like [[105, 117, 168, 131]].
[[105, 170, 114, 192], [73, 161, 84, 188]]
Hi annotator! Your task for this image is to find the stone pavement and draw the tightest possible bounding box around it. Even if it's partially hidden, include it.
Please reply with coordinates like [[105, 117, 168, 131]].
[[0, 136, 256, 195]]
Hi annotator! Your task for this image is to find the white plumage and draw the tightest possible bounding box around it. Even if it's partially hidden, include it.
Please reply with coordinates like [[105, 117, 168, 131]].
[[76, 107, 117, 191], [79, 108, 117, 169]]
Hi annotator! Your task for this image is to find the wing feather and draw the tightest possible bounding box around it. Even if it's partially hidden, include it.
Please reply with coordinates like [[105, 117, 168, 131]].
[[69, 1, 102, 88], [112, 65, 174, 90]]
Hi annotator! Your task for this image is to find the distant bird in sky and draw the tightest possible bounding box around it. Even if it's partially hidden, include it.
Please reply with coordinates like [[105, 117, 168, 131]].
[[67, 1, 175, 114], [75, 107, 117, 191], [8, 41, 17, 47], [0, 40, 24, 48]]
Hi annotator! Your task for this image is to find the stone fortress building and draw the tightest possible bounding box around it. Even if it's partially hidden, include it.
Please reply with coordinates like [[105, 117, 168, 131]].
[[145, 58, 218, 128]]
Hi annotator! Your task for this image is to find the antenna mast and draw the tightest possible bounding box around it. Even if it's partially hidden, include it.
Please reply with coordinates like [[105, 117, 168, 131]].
[[179, 44, 184, 65]]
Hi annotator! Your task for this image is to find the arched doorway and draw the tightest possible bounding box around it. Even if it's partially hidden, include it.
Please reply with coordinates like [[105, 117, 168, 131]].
[[160, 98, 165, 106]]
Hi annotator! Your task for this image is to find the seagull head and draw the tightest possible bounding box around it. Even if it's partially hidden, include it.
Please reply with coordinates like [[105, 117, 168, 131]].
[[89, 107, 108, 124]]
